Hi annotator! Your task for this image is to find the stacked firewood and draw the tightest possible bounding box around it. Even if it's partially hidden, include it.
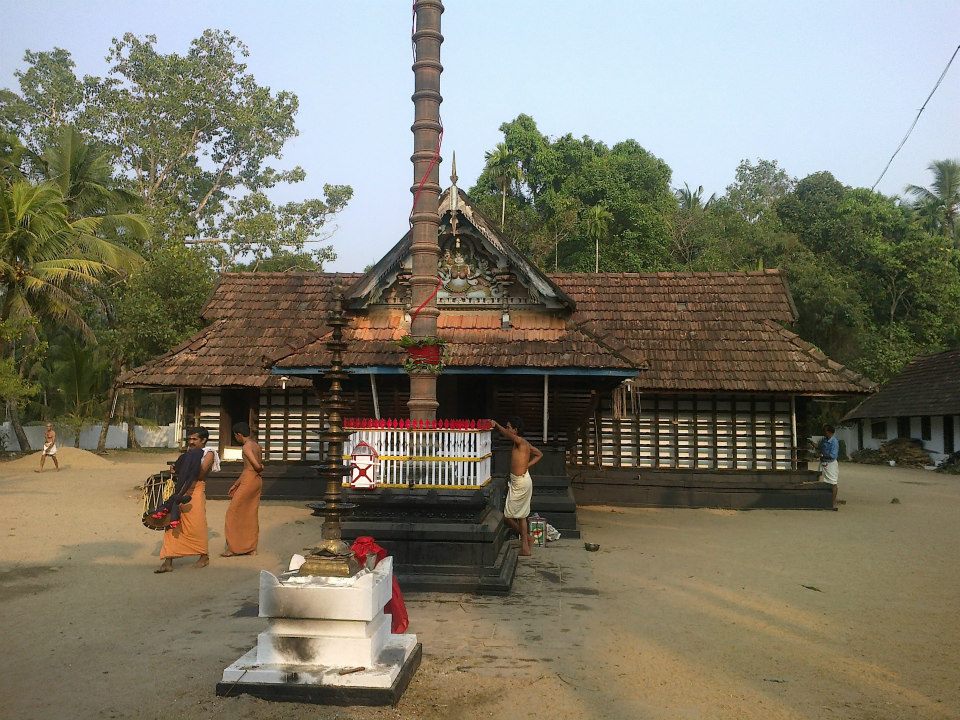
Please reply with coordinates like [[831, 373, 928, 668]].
[[878, 438, 932, 468]]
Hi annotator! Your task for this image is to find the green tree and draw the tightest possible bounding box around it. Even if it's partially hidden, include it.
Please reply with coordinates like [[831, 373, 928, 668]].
[[45, 333, 109, 447], [95, 242, 216, 451], [905, 159, 960, 245], [669, 183, 719, 268], [726, 158, 794, 223], [471, 115, 675, 272], [676, 183, 716, 212], [0, 178, 140, 449], [530, 191, 580, 271], [231, 249, 327, 272], [773, 174, 960, 381], [585, 203, 612, 273], [0, 318, 40, 433], [0, 48, 84, 148], [484, 143, 523, 228], [0, 33, 351, 265]]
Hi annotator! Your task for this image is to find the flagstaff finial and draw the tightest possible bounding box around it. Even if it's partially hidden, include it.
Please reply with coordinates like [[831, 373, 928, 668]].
[[450, 151, 459, 243]]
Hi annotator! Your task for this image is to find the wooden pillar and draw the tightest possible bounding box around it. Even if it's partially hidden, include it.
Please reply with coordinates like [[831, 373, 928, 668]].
[[370, 374, 381, 419], [790, 395, 798, 469], [407, 0, 444, 421], [542, 374, 549, 444], [174, 388, 184, 447]]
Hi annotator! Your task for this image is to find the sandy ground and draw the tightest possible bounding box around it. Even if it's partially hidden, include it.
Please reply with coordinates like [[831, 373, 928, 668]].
[[1, 450, 958, 720]]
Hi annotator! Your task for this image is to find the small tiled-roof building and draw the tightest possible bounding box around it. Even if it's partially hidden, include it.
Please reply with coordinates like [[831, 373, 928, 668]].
[[841, 349, 960, 462], [123, 188, 872, 470]]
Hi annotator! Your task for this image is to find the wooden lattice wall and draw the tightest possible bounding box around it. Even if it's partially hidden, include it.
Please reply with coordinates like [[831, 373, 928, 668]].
[[260, 389, 323, 462], [571, 394, 797, 470]]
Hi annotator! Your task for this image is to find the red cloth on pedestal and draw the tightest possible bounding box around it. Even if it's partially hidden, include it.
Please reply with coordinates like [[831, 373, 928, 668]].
[[350, 536, 409, 633]]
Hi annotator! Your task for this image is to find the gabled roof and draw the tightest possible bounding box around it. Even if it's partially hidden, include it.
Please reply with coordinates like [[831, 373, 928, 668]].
[[121, 240, 871, 393], [843, 348, 960, 420], [344, 188, 575, 311], [271, 269, 872, 394], [122, 267, 872, 394]]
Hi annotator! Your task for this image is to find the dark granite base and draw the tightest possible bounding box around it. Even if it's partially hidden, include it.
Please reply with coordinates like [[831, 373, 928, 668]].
[[215, 643, 422, 707], [571, 467, 833, 510], [529, 474, 580, 539], [341, 486, 518, 594]]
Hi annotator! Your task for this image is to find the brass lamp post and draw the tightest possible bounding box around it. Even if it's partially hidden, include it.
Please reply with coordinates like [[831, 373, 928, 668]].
[[299, 283, 361, 577]]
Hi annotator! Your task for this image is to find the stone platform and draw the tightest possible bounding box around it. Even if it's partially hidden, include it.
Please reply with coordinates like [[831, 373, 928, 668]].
[[570, 466, 833, 509], [341, 485, 519, 594], [217, 557, 420, 706]]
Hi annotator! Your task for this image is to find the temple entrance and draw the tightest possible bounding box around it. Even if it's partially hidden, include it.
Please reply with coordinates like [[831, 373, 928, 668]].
[[220, 388, 259, 456]]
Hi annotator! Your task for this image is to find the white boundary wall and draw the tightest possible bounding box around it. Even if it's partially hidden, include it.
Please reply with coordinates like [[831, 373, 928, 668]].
[[838, 415, 960, 464], [0, 422, 177, 452]]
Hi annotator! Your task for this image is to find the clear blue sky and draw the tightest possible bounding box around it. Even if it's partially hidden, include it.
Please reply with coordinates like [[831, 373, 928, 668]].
[[2, 1, 958, 271]]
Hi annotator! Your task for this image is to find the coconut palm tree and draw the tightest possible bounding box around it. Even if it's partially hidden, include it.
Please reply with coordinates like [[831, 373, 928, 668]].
[[905, 159, 960, 246], [0, 176, 142, 449], [38, 126, 148, 246], [484, 143, 523, 228], [585, 202, 613, 273], [676, 182, 716, 212], [0, 181, 142, 338]]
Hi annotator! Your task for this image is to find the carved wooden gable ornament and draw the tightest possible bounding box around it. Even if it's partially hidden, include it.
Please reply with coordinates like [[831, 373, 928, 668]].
[[344, 188, 575, 314]]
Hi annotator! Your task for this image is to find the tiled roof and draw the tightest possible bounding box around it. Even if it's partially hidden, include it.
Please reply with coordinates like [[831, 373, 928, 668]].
[[122, 269, 871, 395], [844, 349, 960, 420], [274, 309, 641, 370], [548, 272, 871, 394], [120, 272, 360, 389]]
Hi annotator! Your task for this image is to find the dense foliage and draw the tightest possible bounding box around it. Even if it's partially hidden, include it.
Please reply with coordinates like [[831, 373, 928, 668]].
[[470, 115, 960, 386], [0, 31, 352, 447]]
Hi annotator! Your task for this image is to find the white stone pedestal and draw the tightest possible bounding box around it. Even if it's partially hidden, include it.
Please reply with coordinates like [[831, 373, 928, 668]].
[[217, 556, 421, 706]]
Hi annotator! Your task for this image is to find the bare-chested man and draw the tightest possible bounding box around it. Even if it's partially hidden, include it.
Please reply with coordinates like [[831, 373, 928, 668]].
[[221, 422, 263, 557], [36, 423, 59, 472], [491, 417, 543, 556]]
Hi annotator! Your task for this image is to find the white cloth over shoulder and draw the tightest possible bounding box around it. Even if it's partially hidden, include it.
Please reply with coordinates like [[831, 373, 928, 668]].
[[820, 460, 839, 485], [202, 446, 221, 473]]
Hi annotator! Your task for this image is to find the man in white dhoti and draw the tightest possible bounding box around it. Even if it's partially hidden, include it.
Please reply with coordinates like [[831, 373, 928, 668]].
[[36, 423, 59, 472], [492, 417, 543, 556], [819, 424, 840, 508]]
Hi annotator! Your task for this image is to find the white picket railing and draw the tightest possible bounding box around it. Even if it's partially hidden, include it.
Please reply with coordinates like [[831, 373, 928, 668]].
[[342, 419, 493, 489]]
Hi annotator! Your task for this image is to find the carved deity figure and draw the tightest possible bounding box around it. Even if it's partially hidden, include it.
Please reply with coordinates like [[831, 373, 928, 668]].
[[438, 246, 497, 300]]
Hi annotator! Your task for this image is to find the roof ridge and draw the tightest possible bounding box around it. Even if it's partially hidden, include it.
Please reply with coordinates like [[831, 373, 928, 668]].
[[761, 319, 874, 391], [572, 319, 648, 370]]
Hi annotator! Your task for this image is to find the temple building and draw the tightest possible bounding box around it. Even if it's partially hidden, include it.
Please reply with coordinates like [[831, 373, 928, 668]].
[[123, 185, 871, 488]]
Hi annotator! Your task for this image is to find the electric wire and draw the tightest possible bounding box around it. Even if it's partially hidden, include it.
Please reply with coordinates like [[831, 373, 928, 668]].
[[871, 43, 959, 191]]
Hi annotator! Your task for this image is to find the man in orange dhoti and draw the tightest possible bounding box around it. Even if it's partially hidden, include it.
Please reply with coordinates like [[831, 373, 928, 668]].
[[154, 428, 213, 573], [221, 422, 263, 557]]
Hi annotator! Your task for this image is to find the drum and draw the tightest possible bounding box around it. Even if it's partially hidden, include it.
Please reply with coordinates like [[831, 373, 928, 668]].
[[141, 471, 175, 531]]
